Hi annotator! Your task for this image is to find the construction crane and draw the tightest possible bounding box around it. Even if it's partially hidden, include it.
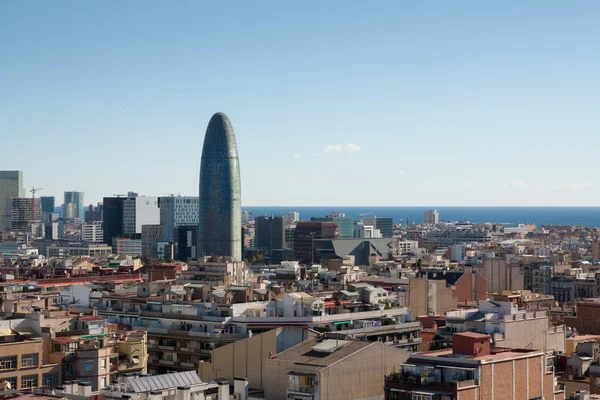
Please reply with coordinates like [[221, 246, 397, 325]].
[[30, 187, 43, 198]]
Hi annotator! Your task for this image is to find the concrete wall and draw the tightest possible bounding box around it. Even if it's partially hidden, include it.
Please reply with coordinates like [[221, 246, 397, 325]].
[[263, 343, 409, 400], [320, 343, 409, 400], [199, 328, 315, 389], [480, 258, 525, 293], [495, 314, 566, 353]]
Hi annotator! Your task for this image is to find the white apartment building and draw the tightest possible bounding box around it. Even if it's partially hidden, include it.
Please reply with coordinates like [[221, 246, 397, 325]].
[[62, 202, 77, 219], [81, 221, 104, 243], [284, 211, 300, 224], [241, 210, 253, 223], [354, 222, 382, 238], [424, 209, 440, 225], [159, 196, 199, 242], [123, 196, 160, 235], [0, 170, 25, 232]]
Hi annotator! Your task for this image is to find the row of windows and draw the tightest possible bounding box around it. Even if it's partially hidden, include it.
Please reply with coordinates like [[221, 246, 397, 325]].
[[1, 373, 56, 390], [0, 354, 38, 370]]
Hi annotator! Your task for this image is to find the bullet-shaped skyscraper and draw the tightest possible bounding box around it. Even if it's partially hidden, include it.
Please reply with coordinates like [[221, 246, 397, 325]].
[[198, 112, 242, 261]]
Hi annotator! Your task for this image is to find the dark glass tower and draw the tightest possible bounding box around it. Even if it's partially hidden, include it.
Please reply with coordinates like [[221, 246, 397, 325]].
[[198, 112, 242, 261]]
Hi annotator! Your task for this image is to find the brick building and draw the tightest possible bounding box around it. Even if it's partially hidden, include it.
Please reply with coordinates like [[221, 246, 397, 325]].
[[384, 332, 564, 400]]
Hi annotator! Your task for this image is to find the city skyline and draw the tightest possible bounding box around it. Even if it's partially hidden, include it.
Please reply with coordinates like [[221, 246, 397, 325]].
[[2, 2, 600, 206]]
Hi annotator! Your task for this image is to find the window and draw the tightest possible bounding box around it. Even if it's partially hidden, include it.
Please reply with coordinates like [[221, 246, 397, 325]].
[[3, 377, 16, 390], [42, 373, 59, 386], [84, 361, 94, 372], [596, 377, 600, 388], [101, 358, 106, 369], [412, 394, 432, 400], [0, 356, 17, 370], [101, 378, 107, 389], [21, 354, 38, 368], [21, 374, 38, 389], [64, 362, 74, 375]]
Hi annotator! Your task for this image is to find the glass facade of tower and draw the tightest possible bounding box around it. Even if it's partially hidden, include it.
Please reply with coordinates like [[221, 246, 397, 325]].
[[64, 191, 84, 220], [40, 196, 55, 214], [198, 112, 242, 261]]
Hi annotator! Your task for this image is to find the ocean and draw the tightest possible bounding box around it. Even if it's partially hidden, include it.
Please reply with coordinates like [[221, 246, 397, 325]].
[[242, 206, 600, 227]]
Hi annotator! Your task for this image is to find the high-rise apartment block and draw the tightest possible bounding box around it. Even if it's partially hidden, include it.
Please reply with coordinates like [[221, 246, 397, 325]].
[[0, 170, 25, 232], [424, 209, 440, 225], [141, 224, 162, 259], [198, 112, 242, 260], [284, 211, 300, 224], [64, 191, 85, 220], [40, 196, 55, 214], [102, 193, 159, 245], [254, 216, 285, 256], [158, 196, 199, 242], [11, 198, 41, 231], [81, 221, 104, 243]]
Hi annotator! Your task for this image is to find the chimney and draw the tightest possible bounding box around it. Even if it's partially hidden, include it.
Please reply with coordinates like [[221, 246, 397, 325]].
[[452, 332, 491, 357], [176, 386, 191, 400], [78, 381, 92, 397], [234, 377, 248, 400], [70, 381, 81, 395], [149, 391, 163, 400], [217, 381, 230, 400]]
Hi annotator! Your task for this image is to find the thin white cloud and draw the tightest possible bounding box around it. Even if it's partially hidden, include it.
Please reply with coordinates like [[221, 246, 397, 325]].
[[399, 170, 406, 176], [506, 180, 526, 188], [314, 144, 342, 156], [553, 181, 592, 191], [464, 181, 474, 188], [293, 153, 301, 159], [343, 143, 361, 152], [315, 143, 361, 156]]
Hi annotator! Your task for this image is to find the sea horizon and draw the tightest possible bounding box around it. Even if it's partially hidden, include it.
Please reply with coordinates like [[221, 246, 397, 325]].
[[242, 206, 600, 227]]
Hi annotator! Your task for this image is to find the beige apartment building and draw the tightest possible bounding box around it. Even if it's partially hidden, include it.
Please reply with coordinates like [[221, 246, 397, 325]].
[[0, 331, 61, 390], [263, 337, 409, 400]]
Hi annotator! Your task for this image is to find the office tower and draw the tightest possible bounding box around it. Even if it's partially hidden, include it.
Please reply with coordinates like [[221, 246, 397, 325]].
[[102, 193, 159, 245], [0, 171, 25, 231], [158, 196, 199, 242], [64, 191, 85, 220], [175, 224, 198, 261], [312, 212, 353, 239], [40, 196, 55, 214], [293, 221, 338, 264], [362, 217, 394, 238], [424, 209, 440, 225], [255, 216, 285, 256], [198, 112, 242, 261], [11, 198, 41, 231], [62, 203, 76, 219]]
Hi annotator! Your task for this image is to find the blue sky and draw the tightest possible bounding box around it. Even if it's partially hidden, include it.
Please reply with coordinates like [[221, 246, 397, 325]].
[[1, 1, 599, 206]]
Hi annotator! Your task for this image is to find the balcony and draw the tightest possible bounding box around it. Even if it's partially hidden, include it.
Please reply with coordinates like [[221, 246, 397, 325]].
[[288, 384, 315, 394], [158, 345, 176, 351]]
